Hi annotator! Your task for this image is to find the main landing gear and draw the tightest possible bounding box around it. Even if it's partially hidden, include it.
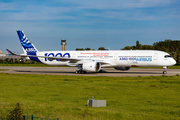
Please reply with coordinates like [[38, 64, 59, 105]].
[[75, 70, 87, 74], [163, 66, 167, 74], [75, 69, 104, 74], [75, 65, 87, 74]]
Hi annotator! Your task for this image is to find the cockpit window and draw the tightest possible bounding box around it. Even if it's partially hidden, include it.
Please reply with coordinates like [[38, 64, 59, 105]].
[[164, 55, 172, 58]]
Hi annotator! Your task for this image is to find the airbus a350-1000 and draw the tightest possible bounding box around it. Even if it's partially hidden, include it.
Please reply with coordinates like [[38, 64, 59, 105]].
[[6, 31, 176, 74]]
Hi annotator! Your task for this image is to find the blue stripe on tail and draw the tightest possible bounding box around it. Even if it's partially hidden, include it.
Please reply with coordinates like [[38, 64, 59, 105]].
[[17, 31, 37, 52], [17, 31, 41, 63]]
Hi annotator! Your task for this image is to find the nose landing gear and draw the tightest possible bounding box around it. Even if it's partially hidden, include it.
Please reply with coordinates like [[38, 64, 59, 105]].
[[163, 66, 167, 74]]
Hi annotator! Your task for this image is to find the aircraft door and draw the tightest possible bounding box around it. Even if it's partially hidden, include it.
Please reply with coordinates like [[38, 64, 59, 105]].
[[154, 53, 158, 60], [114, 53, 118, 60], [38, 53, 44, 61], [72, 53, 76, 58]]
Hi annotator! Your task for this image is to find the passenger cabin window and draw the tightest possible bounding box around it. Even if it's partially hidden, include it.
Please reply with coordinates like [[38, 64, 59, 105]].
[[164, 55, 172, 58]]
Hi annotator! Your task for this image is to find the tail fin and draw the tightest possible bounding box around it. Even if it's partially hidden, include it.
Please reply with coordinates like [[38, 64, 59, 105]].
[[17, 30, 38, 54], [17, 30, 41, 63]]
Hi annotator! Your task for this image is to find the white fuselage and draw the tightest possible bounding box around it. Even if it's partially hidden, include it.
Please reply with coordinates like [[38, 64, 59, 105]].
[[36, 50, 176, 67]]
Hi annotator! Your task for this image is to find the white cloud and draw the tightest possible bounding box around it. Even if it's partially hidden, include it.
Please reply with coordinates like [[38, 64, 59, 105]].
[[0, 0, 179, 23], [58, 0, 172, 9]]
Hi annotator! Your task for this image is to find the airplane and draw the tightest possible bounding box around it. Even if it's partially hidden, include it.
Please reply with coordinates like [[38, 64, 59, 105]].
[[6, 30, 176, 74]]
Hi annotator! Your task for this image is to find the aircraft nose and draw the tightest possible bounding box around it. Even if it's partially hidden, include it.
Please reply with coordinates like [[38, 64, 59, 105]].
[[172, 59, 176, 65]]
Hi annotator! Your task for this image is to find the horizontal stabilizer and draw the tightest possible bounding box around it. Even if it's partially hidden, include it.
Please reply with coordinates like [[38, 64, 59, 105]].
[[6, 49, 17, 55]]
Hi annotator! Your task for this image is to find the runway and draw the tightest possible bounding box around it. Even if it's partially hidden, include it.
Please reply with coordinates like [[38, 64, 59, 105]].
[[0, 66, 180, 77]]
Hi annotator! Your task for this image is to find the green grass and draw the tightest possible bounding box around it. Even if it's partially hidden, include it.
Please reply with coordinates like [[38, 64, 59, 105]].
[[0, 69, 8, 71], [0, 73, 180, 120]]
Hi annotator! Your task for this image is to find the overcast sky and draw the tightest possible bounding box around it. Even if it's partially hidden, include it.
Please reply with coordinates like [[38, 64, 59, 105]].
[[0, 0, 180, 53]]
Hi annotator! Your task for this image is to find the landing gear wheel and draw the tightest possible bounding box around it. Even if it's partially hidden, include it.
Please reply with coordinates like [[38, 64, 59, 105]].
[[163, 71, 167, 74], [75, 70, 87, 74], [80, 70, 83, 74]]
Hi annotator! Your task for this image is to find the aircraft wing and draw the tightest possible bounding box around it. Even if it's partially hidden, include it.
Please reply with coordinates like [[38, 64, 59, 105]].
[[6, 49, 108, 64]]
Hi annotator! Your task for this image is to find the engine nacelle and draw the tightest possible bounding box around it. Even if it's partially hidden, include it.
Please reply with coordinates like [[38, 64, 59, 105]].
[[83, 61, 101, 72], [114, 67, 131, 71]]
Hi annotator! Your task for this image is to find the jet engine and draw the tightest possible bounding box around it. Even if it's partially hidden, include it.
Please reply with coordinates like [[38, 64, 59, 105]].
[[83, 61, 101, 72], [114, 67, 130, 71]]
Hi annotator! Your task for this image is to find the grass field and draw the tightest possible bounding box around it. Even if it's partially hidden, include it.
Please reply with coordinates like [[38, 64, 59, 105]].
[[0, 73, 180, 120], [0, 69, 8, 71]]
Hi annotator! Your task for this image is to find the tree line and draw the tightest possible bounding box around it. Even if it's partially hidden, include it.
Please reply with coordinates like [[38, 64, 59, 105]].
[[123, 39, 180, 63], [75, 47, 106, 51]]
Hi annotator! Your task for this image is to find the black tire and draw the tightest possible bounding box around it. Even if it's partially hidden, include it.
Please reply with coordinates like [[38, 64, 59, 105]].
[[163, 71, 167, 74]]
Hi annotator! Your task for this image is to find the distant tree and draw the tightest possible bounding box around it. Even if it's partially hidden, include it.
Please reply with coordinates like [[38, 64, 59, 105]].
[[136, 41, 141, 49], [98, 47, 106, 50], [75, 48, 84, 51], [122, 46, 132, 50], [141, 45, 154, 50], [84, 48, 91, 50]]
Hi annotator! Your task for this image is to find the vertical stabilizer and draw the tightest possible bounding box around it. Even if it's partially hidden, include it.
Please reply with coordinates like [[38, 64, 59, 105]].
[[17, 30, 41, 62], [17, 31, 38, 54]]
